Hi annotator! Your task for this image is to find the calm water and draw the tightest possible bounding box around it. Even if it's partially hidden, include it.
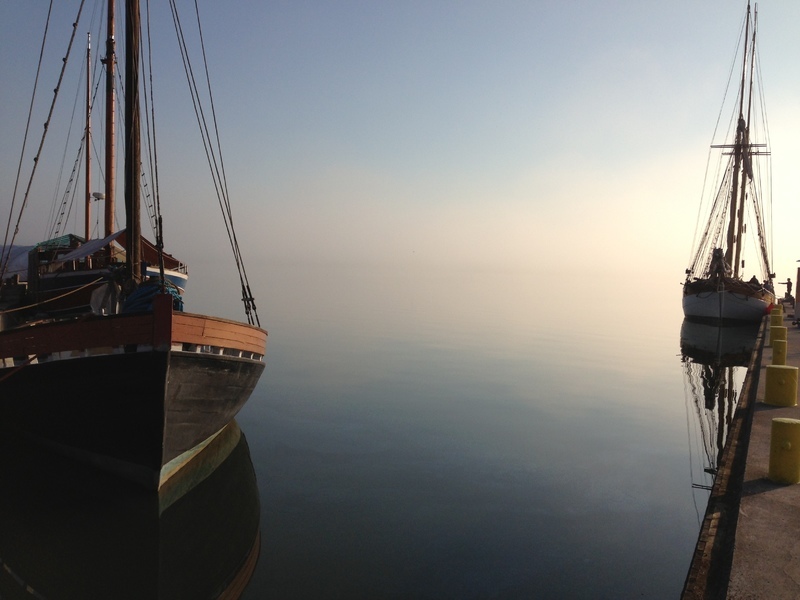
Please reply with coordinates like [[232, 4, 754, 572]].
[[0, 264, 753, 599], [235, 264, 738, 599]]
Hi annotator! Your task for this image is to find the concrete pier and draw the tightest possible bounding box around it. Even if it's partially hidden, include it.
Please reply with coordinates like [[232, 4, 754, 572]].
[[682, 303, 800, 599]]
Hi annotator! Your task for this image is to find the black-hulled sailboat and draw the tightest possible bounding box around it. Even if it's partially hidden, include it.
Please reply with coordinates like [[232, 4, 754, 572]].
[[683, 2, 775, 323], [0, 1, 266, 490]]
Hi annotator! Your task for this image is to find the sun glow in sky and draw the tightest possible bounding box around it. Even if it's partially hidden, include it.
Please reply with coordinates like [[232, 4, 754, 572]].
[[2, 1, 800, 315]]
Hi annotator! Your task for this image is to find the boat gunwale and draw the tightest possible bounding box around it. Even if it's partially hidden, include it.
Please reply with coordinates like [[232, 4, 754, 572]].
[[0, 299, 266, 361]]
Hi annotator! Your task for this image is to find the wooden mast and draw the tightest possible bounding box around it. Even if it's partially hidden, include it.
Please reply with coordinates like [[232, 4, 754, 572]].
[[724, 2, 750, 277], [85, 33, 91, 241], [104, 0, 116, 252], [125, 0, 142, 282], [733, 6, 758, 279]]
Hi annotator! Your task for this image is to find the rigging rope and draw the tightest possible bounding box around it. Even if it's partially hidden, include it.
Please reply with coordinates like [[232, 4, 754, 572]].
[[50, 37, 108, 241], [687, 13, 744, 271], [49, 58, 91, 240], [50, 141, 84, 239], [142, 0, 166, 286], [166, 0, 260, 326], [2, 1, 54, 278], [1, 0, 87, 281], [3, 2, 261, 329], [686, 7, 773, 285], [753, 42, 773, 277], [0, 276, 104, 315]]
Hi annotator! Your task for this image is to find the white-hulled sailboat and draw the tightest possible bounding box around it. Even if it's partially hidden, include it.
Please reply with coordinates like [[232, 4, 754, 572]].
[[683, 2, 775, 323]]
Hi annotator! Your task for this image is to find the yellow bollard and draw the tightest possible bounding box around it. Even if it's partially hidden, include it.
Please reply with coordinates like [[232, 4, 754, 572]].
[[769, 418, 800, 484], [769, 326, 788, 347], [773, 339, 788, 366], [774, 304, 784, 316], [771, 313, 784, 326], [764, 365, 799, 406]]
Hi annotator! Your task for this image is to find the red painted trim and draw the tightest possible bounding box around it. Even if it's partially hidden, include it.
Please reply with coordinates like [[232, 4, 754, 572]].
[[0, 313, 155, 359]]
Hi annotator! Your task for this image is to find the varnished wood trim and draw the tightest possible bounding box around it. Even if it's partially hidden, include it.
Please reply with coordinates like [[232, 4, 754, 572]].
[[0, 310, 266, 361], [173, 313, 267, 355]]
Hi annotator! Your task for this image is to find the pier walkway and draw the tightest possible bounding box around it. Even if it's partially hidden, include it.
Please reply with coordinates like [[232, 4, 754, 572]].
[[683, 302, 800, 599], [727, 305, 800, 598]]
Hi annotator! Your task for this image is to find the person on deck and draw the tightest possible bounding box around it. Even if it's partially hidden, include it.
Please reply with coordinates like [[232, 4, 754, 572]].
[[778, 278, 793, 302]]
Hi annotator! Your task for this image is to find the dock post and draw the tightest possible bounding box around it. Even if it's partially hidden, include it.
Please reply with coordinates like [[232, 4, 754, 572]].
[[769, 326, 788, 347], [764, 365, 798, 407], [773, 339, 788, 366], [769, 418, 800, 484]]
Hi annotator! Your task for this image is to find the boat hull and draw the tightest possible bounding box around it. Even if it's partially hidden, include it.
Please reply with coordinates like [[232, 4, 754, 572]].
[[682, 282, 773, 324], [0, 350, 263, 486], [0, 294, 266, 489]]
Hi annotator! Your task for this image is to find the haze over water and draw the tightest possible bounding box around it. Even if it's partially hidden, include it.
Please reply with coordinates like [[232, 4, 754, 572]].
[[233, 262, 716, 598], [1, 1, 789, 596], [0, 261, 750, 598]]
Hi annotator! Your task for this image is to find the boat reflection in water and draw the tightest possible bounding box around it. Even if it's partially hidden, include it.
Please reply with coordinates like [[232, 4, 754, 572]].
[[0, 420, 260, 599], [680, 319, 759, 493]]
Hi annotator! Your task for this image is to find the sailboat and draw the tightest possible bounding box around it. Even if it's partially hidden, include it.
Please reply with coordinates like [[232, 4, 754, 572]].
[[683, 2, 775, 323], [0, 2, 266, 490]]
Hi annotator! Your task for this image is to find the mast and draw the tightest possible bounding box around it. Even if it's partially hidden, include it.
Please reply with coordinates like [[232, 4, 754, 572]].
[[733, 5, 758, 278], [125, 0, 142, 282], [724, 3, 750, 276], [85, 33, 91, 241], [104, 0, 116, 249], [750, 4, 772, 281]]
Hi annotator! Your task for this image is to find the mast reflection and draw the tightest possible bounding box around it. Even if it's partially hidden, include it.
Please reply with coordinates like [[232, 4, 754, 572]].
[[680, 319, 759, 491]]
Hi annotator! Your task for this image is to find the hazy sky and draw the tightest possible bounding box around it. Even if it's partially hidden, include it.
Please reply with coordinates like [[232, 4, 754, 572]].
[[2, 1, 800, 306]]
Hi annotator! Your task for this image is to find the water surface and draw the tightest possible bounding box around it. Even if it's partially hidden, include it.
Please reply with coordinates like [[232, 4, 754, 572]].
[[0, 263, 732, 598], [236, 264, 716, 599]]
